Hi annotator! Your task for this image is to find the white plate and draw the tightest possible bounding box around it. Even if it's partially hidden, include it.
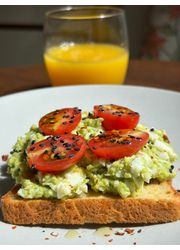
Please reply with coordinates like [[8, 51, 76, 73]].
[[0, 85, 180, 245]]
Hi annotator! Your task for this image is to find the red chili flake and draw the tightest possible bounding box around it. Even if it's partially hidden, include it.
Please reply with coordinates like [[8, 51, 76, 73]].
[[2, 154, 9, 161], [11, 225, 16, 230], [108, 239, 113, 243], [115, 231, 125, 236], [124, 228, 135, 235], [178, 168, 180, 171], [163, 134, 170, 143]]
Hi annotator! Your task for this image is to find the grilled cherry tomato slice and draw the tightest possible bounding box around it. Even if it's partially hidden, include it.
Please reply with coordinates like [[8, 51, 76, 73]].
[[39, 108, 81, 136], [94, 104, 140, 130], [88, 129, 149, 160], [26, 134, 87, 173]]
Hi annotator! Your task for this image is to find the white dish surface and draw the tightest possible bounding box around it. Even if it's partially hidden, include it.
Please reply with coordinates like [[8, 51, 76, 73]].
[[0, 85, 180, 245]]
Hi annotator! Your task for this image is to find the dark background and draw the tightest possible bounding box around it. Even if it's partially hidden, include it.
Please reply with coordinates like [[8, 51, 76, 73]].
[[0, 6, 150, 67]]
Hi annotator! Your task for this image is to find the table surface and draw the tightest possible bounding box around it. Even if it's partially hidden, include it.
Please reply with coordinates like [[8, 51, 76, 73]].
[[0, 59, 180, 96]]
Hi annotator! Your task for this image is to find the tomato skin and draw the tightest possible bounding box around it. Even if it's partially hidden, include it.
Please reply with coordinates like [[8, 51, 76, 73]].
[[88, 130, 149, 160], [39, 108, 81, 136], [94, 104, 140, 130], [26, 134, 87, 173]]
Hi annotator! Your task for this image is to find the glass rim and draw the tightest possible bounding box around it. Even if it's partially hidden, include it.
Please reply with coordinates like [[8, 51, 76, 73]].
[[45, 6, 125, 21]]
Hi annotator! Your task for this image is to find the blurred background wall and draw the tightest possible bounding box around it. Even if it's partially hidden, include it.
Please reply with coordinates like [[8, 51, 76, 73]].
[[0, 6, 150, 67]]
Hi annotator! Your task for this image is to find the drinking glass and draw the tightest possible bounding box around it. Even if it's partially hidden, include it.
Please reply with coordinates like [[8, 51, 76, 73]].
[[44, 6, 129, 86]]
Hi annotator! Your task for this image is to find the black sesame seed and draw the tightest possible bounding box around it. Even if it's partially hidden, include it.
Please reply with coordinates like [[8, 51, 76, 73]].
[[63, 115, 70, 118], [69, 120, 74, 123], [92, 146, 96, 150], [62, 121, 67, 125], [150, 128, 155, 132], [171, 165, 174, 169], [53, 110, 59, 114], [125, 140, 131, 144], [63, 143, 71, 147], [69, 154, 74, 158], [64, 132, 68, 135], [30, 147, 35, 151], [169, 168, 173, 173], [110, 139, 116, 143], [129, 135, 135, 139], [39, 143, 45, 147], [50, 142, 55, 147], [31, 165, 37, 174], [52, 136, 59, 141], [31, 140, 35, 145], [98, 134, 106, 138], [54, 153, 65, 160], [74, 147, 80, 151], [120, 141, 126, 144], [60, 140, 64, 143], [43, 150, 49, 154], [72, 136, 76, 140], [136, 137, 142, 140], [47, 136, 52, 140], [72, 142, 76, 147], [51, 146, 57, 153], [71, 115, 75, 119], [137, 229, 142, 233]]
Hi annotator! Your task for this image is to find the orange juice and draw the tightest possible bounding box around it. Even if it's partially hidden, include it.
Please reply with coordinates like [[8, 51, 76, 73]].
[[44, 43, 129, 86]]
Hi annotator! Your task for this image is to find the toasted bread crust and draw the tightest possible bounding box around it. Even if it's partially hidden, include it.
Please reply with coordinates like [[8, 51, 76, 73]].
[[1, 182, 180, 225]]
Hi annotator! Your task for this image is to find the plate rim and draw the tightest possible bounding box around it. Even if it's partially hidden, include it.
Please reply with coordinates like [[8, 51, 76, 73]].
[[0, 84, 180, 101]]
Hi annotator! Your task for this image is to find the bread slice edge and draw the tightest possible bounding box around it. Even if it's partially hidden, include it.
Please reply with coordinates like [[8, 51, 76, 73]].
[[1, 181, 180, 225]]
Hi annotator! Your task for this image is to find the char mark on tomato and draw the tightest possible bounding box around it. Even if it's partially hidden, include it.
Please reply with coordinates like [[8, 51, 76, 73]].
[[39, 107, 81, 136], [88, 129, 149, 160], [26, 134, 86, 173], [94, 104, 140, 130]]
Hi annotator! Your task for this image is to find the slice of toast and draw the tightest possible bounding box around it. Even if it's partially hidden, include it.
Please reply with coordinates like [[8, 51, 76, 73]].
[[1, 181, 180, 225]]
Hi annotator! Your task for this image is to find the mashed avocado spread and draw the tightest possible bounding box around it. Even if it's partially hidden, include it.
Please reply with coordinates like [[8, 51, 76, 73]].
[[7, 112, 178, 199]]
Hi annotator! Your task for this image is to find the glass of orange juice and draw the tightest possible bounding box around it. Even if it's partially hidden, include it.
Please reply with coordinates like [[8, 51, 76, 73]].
[[44, 6, 129, 86]]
